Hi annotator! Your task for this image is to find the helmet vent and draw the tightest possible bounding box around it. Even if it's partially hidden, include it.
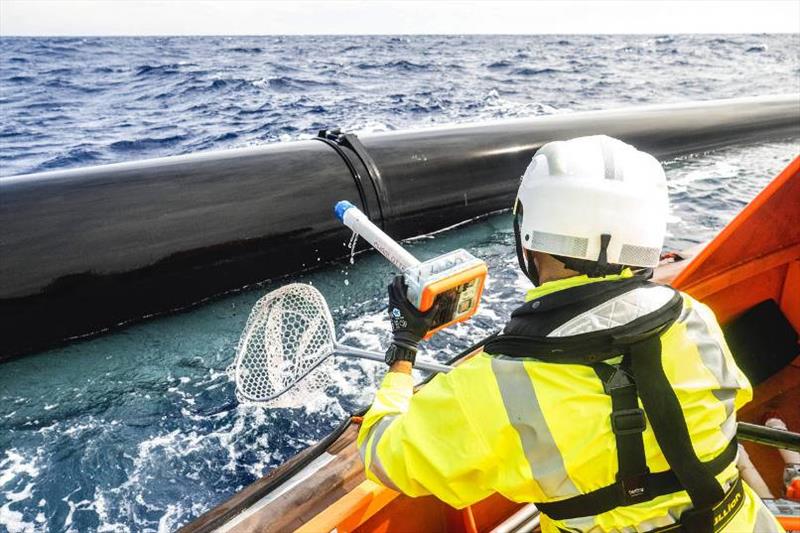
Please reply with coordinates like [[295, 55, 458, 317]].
[[531, 231, 588, 258], [618, 243, 661, 267]]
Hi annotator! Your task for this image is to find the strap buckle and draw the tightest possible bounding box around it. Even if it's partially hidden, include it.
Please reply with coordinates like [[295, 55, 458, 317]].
[[611, 408, 646, 435]]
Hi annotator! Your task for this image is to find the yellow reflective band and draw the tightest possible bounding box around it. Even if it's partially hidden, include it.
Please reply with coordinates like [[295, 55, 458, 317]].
[[711, 389, 736, 419], [683, 306, 739, 389], [679, 301, 749, 445], [360, 414, 400, 491], [490, 358, 579, 499], [370, 452, 400, 492], [359, 414, 396, 463]]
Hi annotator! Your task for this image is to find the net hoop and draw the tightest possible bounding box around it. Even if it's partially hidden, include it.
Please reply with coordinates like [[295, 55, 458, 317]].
[[230, 284, 337, 406]]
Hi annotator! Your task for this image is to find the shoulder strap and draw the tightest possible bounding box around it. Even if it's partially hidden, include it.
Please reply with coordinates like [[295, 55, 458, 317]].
[[592, 361, 649, 504], [503, 275, 651, 338], [490, 288, 735, 531], [483, 285, 683, 364], [629, 336, 725, 532], [535, 341, 737, 527]]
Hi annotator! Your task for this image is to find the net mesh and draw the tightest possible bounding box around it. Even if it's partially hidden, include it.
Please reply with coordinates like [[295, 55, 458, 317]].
[[229, 284, 336, 408]]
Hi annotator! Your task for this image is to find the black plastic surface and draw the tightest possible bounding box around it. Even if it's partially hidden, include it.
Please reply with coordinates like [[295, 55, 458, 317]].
[[2, 95, 799, 359]]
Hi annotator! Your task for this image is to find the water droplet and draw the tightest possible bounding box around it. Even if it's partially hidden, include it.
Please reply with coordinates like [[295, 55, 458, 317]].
[[348, 231, 359, 264]]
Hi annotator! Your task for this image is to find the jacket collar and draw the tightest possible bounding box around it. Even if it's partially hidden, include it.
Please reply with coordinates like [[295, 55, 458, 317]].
[[524, 268, 634, 302]]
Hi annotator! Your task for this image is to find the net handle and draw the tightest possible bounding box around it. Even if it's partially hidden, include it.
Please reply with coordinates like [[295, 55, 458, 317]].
[[333, 343, 453, 374], [234, 342, 452, 404]]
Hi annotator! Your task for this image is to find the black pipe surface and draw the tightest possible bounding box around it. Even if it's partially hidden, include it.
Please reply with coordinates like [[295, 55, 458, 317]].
[[1, 95, 798, 360], [737, 422, 800, 452]]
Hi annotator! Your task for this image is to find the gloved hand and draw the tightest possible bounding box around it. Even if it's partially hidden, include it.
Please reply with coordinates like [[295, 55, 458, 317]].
[[387, 275, 440, 353]]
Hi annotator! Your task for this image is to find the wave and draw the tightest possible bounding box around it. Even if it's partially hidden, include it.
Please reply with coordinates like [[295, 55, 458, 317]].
[[42, 79, 106, 93], [136, 63, 197, 76], [487, 60, 512, 69], [357, 60, 432, 71], [228, 47, 263, 54], [511, 67, 563, 76], [109, 135, 189, 152], [37, 148, 103, 171], [261, 76, 339, 90], [709, 37, 741, 45]]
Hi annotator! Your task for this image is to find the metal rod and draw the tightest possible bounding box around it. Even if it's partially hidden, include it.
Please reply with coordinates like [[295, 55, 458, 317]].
[[737, 422, 800, 452], [333, 343, 453, 374], [489, 504, 539, 533]]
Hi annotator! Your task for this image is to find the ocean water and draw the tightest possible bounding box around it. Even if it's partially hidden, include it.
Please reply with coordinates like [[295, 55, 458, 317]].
[[1, 34, 799, 177], [0, 35, 799, 532]]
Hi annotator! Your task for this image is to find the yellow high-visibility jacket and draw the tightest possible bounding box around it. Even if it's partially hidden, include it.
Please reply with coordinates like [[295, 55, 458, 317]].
[[357, 272, 784, 532]]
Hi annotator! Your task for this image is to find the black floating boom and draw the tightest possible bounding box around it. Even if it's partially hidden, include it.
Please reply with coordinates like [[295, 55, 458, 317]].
[[1, 95, 798, 360]]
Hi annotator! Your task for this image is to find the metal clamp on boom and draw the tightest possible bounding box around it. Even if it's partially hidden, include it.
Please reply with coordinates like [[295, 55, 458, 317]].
[[316, 129, 388, 227]]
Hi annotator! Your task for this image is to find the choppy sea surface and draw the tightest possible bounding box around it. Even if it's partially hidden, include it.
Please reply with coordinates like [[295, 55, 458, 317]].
[[0, 35, 799, 532], [2, 34, 799, 177]]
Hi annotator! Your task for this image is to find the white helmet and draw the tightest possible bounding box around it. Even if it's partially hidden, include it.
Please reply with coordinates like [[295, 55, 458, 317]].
[[514, 135, 668, 281]]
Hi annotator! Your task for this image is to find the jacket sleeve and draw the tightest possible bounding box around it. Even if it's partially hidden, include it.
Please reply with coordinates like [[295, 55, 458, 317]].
[[356, 369, 498, 509]]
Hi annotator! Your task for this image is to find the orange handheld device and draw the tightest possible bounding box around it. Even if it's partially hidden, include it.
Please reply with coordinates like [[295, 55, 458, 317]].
[[335, 201, 487, 339]]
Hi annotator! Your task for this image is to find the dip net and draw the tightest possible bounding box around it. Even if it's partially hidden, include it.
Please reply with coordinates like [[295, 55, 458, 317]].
[[229, 284, 335, 408]]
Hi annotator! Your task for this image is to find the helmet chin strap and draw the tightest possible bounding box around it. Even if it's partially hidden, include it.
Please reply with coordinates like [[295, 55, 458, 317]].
[[513, 209, 540, 286]]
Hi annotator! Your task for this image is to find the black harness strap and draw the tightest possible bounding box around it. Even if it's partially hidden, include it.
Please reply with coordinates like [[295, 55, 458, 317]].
[[554, 476, 745, 533], [485, 282, 740, 530], [629, 336, 725, 532], [536, 437, 738, 521], [592, 362, 649, 504]]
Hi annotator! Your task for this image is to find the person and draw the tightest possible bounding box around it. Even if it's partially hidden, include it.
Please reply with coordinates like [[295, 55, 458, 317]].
[[357, 135, 784, 532]]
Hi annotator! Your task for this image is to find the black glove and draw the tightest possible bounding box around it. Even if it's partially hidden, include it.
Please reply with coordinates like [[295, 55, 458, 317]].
[[387, 275, 440, 353]]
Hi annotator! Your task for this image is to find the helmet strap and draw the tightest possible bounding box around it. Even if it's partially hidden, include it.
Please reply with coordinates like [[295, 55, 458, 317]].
[[592, 233, 612, 276], [555, 233, 624, 278], [513, 206, 540, 285]]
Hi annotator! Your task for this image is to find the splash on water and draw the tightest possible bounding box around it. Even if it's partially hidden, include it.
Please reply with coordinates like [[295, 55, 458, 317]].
[[348, 231, 359, 265]]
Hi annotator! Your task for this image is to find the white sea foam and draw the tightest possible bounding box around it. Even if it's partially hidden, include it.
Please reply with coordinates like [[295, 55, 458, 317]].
[[0, 504, 36, 533], [0, 451, 40, 487], [1, 481, 38, 531], [157, 504, 183, 533]]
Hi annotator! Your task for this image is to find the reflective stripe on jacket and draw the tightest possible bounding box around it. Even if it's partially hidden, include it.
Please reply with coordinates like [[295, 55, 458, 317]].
[[357, 273, 784, 532]]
